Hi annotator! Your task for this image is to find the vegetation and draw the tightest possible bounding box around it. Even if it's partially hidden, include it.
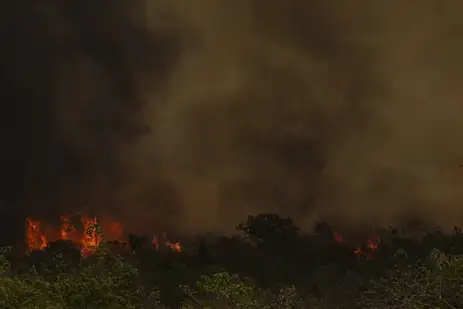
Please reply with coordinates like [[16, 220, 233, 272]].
[[1, 214, 463, 308]]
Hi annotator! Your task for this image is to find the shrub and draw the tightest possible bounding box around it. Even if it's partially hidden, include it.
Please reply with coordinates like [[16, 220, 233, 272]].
[[2, 239, 463, 309], [180, 271, 306, 309], [359, 249, 463, 309], [0, 247, 162, 309]]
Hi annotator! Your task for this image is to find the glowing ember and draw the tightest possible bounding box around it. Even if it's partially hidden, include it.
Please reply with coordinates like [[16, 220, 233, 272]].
[[330, 229, 381, 259], [166, 240, 182, 252], [353, 234, 381, 259], [152, 233, 182, 252], [333, 231, 344, 243], [367, 235, 380, 251], [152, 235, 159, 250]]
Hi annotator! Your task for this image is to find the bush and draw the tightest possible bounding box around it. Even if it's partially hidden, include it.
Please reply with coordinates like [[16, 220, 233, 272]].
[[2, 231, 463, 309], [0, 247, 162, 309], [359, 249, 463, 309], [180, 271, 306, 309], [1, 246, 307, 309]]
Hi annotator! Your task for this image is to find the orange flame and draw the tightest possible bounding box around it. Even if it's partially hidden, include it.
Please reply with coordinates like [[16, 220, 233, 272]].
[[331, 230, 381, 259], [367, 235, 380, 251], [353, 234, 380, 259], [152, 233, 182, 252], [26, 218, 48, 253], [25, 215, 181, 256], [60, 215, 76, 240], [353, 248, 362, 256], [80, 216, 103, 258], [166, 240, 182, 252]]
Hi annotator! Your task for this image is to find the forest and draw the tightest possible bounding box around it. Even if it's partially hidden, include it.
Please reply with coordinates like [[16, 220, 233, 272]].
[[2, 1, 463, 308], [1, 213, 463, 308]]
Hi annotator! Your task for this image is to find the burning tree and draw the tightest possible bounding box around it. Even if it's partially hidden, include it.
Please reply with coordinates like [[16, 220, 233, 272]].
[[25, 218, 47, 253], [25, 215, 105, 257], [24, 214, 182, 258], [80, 216, 104, 258]]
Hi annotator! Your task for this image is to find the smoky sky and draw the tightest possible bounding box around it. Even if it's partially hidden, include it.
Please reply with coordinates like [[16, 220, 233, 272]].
[[2, 0, 463, 243], [0, 0, 180, 242]]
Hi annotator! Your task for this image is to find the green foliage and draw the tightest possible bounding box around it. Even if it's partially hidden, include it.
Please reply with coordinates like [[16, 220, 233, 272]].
[[0, 246, 12, 275], [4, 245, 463, 309], [1, 246, 308, 309], [359, 249, 463, 309], [0, 249, 162, 309], [2, 215, 463, 309], [180, 271, 305, 309]]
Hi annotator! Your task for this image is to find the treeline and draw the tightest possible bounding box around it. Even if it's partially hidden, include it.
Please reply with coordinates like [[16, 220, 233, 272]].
[[1, 214, 463, 308]]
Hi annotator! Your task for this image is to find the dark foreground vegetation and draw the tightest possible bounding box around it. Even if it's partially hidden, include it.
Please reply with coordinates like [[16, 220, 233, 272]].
[[1, 214, 463, 308]]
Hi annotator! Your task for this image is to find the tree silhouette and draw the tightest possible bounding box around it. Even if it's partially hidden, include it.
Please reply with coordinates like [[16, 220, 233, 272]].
[[237, 214, 300, 256]]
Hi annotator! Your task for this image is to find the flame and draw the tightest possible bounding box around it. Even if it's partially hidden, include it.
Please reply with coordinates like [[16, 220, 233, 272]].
[[59, 215, 76, 240], [367, 235, 380, 251], [166, 240, 182, 252], [80, 216, 103, 258], [353, 234, 381, 259], [25, 214, 181, 256], [332, 230, 381, 259], [26, 218, 48, 253], [152, 233, 182, 252]]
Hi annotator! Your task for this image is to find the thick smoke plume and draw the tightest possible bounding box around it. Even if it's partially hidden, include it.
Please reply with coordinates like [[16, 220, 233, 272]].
[[2, 0, 463, 243]]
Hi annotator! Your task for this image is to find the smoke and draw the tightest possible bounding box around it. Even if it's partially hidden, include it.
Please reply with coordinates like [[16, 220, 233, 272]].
[[0, 0, 180, 241], [2, 0, 463, 242]]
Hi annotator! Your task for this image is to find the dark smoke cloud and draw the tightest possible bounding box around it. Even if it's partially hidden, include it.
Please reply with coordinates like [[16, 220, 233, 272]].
[[0, 0, 180, 242], [2, 0, 463, 243], [139, 0, 463, 233]]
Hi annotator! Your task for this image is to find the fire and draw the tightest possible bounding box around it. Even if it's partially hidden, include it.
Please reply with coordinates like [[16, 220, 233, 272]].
[[25, 215, 107, 257], [353, 235, 381, 259], [25, 214, 182, 256], [59, 215, 75, 240], [105, 221, 124, 241], [331, 229, 381, 259], [26, 218, 48, 252], [166, 240, 182, 252], [353, 248, 362, 256], [152, 233, 182, 253], [367, 235, 380, 251], [80, 216, 103, 258]]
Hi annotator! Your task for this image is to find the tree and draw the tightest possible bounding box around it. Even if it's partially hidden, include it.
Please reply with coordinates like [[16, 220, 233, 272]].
[[359, 249, 463, 309], [237, 214, 300, 245], [180, 271, 306, 309]]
